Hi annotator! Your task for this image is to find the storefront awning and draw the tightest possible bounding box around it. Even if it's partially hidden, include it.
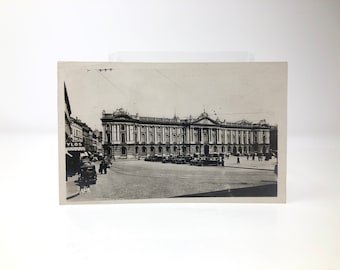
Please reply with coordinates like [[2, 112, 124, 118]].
[[66, 146, 86, 152]]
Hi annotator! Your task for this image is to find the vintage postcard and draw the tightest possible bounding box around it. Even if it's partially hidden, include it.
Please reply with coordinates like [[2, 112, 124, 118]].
[[58, 62, 287, 204]]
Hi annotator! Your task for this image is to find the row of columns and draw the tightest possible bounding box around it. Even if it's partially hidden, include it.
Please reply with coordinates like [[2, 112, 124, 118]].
[[105, 124, 270, 145]]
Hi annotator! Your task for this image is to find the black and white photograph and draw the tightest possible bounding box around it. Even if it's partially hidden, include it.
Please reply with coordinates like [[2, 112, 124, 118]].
[[3, 0, 340, 268], [59, 62, 287, 203]]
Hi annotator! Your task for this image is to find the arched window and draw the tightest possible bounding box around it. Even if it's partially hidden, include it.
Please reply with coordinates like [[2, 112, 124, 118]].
[[151, 146, 154, 152], [121, 133, 125, 143], [135, 147, 138, 154], [196, 145, 199, 152], [214, 146, 217, 152], [122, 147, 126, 155], [158, 146, 162, 153], [142, 146, 146, 153], [222, 146, 225, 152]]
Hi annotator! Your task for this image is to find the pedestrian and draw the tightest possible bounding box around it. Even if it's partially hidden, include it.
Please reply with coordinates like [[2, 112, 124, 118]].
[[103, 160, 107, 174], [99, 160, 104, 174], [221, 156, 224, 167], [237, 156, 240, 164]]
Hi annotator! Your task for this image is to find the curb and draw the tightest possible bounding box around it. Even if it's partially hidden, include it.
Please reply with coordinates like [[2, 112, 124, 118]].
[[66, 192, 80, 200], [223, 165, 274, 172]]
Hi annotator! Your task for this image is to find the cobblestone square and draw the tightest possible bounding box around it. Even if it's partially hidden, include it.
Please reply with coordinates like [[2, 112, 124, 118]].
[[67, 156, 277, 201]]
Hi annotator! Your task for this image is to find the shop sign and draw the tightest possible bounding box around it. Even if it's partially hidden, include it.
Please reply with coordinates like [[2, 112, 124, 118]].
[[66, 142, 83, 148]]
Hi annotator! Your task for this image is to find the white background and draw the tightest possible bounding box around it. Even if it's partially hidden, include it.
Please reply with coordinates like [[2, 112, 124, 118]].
[[1, 1, 339, 269]]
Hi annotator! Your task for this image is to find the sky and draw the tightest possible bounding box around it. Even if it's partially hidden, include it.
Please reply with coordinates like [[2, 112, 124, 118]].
[[60, 62, 286, 131]]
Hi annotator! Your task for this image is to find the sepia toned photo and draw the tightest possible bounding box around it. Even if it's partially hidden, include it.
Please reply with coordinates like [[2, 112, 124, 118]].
[[58, 62, 287, 204]]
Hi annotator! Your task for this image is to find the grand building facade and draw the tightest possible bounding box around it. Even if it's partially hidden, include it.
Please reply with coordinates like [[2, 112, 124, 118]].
[[101, 109, 272, 159]]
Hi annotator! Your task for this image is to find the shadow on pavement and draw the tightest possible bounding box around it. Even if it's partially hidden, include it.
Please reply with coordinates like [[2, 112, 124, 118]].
[[174, 183, 277, 197]]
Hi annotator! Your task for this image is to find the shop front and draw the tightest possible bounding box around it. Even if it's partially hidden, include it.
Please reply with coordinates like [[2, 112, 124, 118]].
[[66, 142, 85, 178]]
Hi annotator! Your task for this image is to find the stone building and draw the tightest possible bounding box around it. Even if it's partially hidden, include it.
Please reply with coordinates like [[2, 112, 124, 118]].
[[93, 129, 103, 155], [70, 117, 84, 143], [101, 108, 272, 159], [270, 125, 278, 153]]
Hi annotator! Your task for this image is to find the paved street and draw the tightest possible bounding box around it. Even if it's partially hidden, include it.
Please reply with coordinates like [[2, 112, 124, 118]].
[[68, 156, 277, 201]]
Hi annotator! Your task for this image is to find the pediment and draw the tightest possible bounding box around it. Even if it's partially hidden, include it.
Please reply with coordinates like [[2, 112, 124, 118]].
[[192, 117, 219, 126]]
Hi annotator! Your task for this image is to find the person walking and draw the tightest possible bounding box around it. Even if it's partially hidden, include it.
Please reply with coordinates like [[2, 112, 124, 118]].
[[103, 160, 108, 174], [99, 160, 104, 174], [237, 156, 240, 164]]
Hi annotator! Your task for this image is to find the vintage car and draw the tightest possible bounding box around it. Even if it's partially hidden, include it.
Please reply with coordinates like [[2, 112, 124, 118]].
[[190, 154, 223, 166], [203, 154, 221, 166], [203, 153, 222, 166], [190, 156, 204, 166], [78, 162, 97, 187], [183, 155, 193, 163], [144, 155, 152, 161], [145, 155, 163, 162], [175, 156, 186, 164], [162, 155, 174, 163], [153, 155, 163, 162]]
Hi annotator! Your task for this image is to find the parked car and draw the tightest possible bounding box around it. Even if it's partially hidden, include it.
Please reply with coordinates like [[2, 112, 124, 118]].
[[190, 154, 222, 166], [144, 155, 152, 161], [203, 154, 222, 166], [151, 155, 163, 162], [162, 155, 170, 163], [78, 162, 97, 187], [145, 155, 163, 162], [190, 156, 204, 166], [175, 156, 186, 164], [184, 155, 193, 163]]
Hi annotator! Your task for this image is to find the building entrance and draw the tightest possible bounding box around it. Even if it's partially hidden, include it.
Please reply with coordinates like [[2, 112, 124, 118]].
[[121, 147, 127, 156], [204, 144, 209, 156]]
